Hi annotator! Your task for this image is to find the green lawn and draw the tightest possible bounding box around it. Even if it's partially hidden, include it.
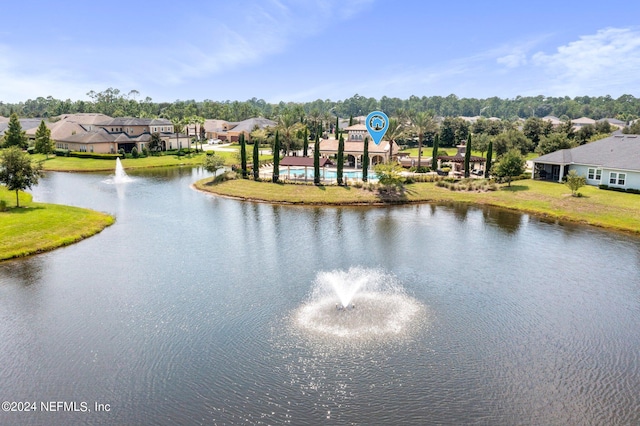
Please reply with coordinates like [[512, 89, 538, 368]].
[[195, 178, 640, 234], [0, 187, 114, 261], [30, 151, 272, 172], [31, 152, 211, 172]]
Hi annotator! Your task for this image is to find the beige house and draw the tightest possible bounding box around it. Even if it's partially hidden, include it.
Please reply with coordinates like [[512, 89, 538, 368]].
[[52, 117, 177, 153], [204, 117, 276, 142], [95, 117, 173, 136], [54, 128, 153, 153], [319, 124, 391, 167]]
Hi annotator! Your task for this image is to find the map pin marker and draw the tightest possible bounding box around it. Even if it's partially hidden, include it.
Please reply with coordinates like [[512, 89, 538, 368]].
[[365, 111, 389, 145]]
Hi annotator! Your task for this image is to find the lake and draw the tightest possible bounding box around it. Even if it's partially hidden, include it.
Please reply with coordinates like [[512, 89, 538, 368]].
[[1, 168, 639, 425]]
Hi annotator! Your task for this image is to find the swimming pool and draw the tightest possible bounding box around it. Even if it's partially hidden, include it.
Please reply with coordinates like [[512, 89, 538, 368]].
[[275, 167, 378, 181]]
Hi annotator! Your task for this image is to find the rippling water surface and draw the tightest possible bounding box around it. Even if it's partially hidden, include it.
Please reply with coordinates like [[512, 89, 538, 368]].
[[1, 168, 639, 425]]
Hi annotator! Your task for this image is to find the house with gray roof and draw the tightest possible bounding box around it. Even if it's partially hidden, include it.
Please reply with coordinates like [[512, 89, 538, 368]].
[[531, 134, 640, 190]]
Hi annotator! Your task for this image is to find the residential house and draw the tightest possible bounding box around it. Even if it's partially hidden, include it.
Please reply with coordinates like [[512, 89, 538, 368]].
[[24, 113, 113, 142], [571, 117, 596, 129], [542, 115, 563, 127], [531, 134, 640, 190], [204, 117, 276, 142], [52, 117, 177, 153]]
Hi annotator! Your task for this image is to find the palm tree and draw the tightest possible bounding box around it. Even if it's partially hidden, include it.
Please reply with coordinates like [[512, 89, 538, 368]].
[[171, 117, 183, 151], [409, 111, 438, 169], [383, 117, 404, 163], [276, 112, 304, 156]]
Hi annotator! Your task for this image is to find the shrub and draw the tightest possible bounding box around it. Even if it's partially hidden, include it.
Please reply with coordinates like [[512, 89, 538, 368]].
[[26, 147, 35, 154], [212, 171, 237, 183], [131, 147, 139, 158], [0, 200, 7, 211], [118, 148, 125, 157], [54, 148, 69, 157], [67, 152, 122, 160], [141, 147, 149, 157]]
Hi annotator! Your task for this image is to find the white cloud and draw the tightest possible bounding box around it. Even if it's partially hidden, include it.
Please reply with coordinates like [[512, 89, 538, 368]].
[[143, 0, 375, 86], [0, 0, 375, 103], [497, 53, 527, 68], [532, 27, 640, 95]]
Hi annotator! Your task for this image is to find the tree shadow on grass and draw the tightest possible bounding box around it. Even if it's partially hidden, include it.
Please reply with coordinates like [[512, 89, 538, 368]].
[[500, 184, 529, 192], [4, 206, 45, 214]]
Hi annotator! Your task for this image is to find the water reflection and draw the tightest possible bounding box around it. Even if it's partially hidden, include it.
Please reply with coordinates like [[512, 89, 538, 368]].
[[0, 256, 45, 287], [1, 171, 640, 425], [481, 205, 523, 234]]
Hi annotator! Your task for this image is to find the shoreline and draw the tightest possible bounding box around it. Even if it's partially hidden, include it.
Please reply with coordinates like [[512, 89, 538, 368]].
[[0, 190, 115, 261], [193, 177, 640, 236]]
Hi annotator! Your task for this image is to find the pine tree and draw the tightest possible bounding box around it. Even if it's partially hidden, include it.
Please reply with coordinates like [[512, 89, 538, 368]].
[[464, 133, 472, 178], [34, 120, 53, 158], [272, 131, 280, 183], [253, 135, 259, 181], [485, 141, 493, 178], [4, 113, 27, 149], [240, 133, 247, 178], [337, 134, 344, 185], [314, 132, 320, 185], [362, 137, 370, 182], [431, 134, 439, 171]]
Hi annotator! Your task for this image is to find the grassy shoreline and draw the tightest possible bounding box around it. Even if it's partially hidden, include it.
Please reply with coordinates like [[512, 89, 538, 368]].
[[0, 188, 114, 261], [31, 152, 213, 172], [194, 177, 640, 235]]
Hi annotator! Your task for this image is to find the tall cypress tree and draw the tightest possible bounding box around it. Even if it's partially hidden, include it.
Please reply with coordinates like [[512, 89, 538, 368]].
[[464, 133, 472, 178], [4, 113, 27, 149], [335, 116, 339, 139], [349, 115, 353, 126], [431, 134, 439, 171], [253, 135, 259, 181], [313, 132, 320, 185], [362, 137, 370, 183], [337, 134, 344, 185], [303, 127, 309, 157], [485, 141, 493, 178], [240, 133, 247, 178], [272, 131, 280, 183]]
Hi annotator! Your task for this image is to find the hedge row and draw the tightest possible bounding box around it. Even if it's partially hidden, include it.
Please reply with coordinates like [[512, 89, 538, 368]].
[[598, 184, 640, 195]]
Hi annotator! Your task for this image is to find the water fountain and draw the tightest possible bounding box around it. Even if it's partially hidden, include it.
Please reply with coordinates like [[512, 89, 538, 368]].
[[113, 157, 133, 183], [105, 157, 133, 184], [293, 267, 426, 342]]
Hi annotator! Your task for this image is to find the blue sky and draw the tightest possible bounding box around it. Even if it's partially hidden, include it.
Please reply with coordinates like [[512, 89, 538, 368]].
[[2, 0, 640, 104]]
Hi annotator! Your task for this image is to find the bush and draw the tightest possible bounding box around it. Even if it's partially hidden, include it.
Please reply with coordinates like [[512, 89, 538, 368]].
[[141, 147, 149, 157], [67, 151, 123, 160], [0, 200, 7, 211], [131, 147, 139, 158], [212, 171, 237, 184], [54, 148, 69, 157], [26, 147, 35, 154], [598, 184, 640, 195], [118, 148, 125, 157]]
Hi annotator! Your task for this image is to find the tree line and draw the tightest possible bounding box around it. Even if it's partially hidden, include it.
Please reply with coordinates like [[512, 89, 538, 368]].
[[2, 89, 640, 123]]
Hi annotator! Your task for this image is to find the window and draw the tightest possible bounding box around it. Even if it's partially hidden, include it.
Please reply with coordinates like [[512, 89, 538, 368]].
[[588, 168, 601, 180], [609, 172, 626, 186]]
